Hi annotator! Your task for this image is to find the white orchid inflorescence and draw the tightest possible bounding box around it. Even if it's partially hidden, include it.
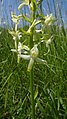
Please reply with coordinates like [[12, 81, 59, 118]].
[[8, 0, 55, 72]]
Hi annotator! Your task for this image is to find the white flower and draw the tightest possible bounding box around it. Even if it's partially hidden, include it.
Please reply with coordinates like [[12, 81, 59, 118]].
[[11, 12, 22, 24], [46, 35, 53, 47], [11, 44, 47, 71], [8, 30, 22, 40], [19, 44, 47, 72], [45, 14, 54, 26]]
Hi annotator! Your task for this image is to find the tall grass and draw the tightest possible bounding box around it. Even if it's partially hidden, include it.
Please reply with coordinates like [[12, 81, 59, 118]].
[[0, 24, 67, 119], [0, 0, 67, 119]]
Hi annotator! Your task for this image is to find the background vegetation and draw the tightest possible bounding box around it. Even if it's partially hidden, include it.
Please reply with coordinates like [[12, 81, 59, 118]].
[[0, 0, 67, 118]]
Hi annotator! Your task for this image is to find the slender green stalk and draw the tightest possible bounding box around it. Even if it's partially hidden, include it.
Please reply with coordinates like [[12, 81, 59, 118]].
[[29, 2, 36, 119], [30, 68, 35, 119], [30, 28, 35, 119]]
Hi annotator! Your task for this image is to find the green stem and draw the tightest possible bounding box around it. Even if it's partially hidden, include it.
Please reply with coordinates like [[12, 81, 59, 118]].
[[30, 32, 35, 119], [30, 68, 35, 119], [15, 40, 17, 51], [29, 2, 36, 119]]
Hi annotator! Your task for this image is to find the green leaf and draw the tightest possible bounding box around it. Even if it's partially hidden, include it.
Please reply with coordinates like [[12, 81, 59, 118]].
[[37, 99, 45, 115], [1, 73, 13, 91], [60, 97, 66, 110], [34, 86, 38, 100], [58, 99, 60, 111]]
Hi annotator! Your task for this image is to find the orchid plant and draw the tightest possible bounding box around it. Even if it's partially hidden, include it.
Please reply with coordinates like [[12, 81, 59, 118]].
[[9, 0, 55, 119]]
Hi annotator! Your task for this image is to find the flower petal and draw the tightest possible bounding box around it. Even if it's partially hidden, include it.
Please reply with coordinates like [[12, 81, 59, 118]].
[[35, 58, 47, 64], [30, 45, 39, 58], [11, 49, 17, 52], [19, 54, 30, 60], [27, 58, 34, 71]]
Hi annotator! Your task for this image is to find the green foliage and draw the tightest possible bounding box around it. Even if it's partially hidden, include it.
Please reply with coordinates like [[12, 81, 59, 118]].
[[0, 25, 67, 119], [0, 0, 67, 118]]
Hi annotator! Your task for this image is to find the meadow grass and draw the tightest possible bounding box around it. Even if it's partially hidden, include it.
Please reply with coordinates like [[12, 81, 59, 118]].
[[0, 26, 67, 119], [0, 0, 67, 119]]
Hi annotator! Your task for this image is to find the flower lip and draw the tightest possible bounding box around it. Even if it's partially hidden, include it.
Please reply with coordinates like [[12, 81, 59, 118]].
[[30, 45, 39, 58]]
